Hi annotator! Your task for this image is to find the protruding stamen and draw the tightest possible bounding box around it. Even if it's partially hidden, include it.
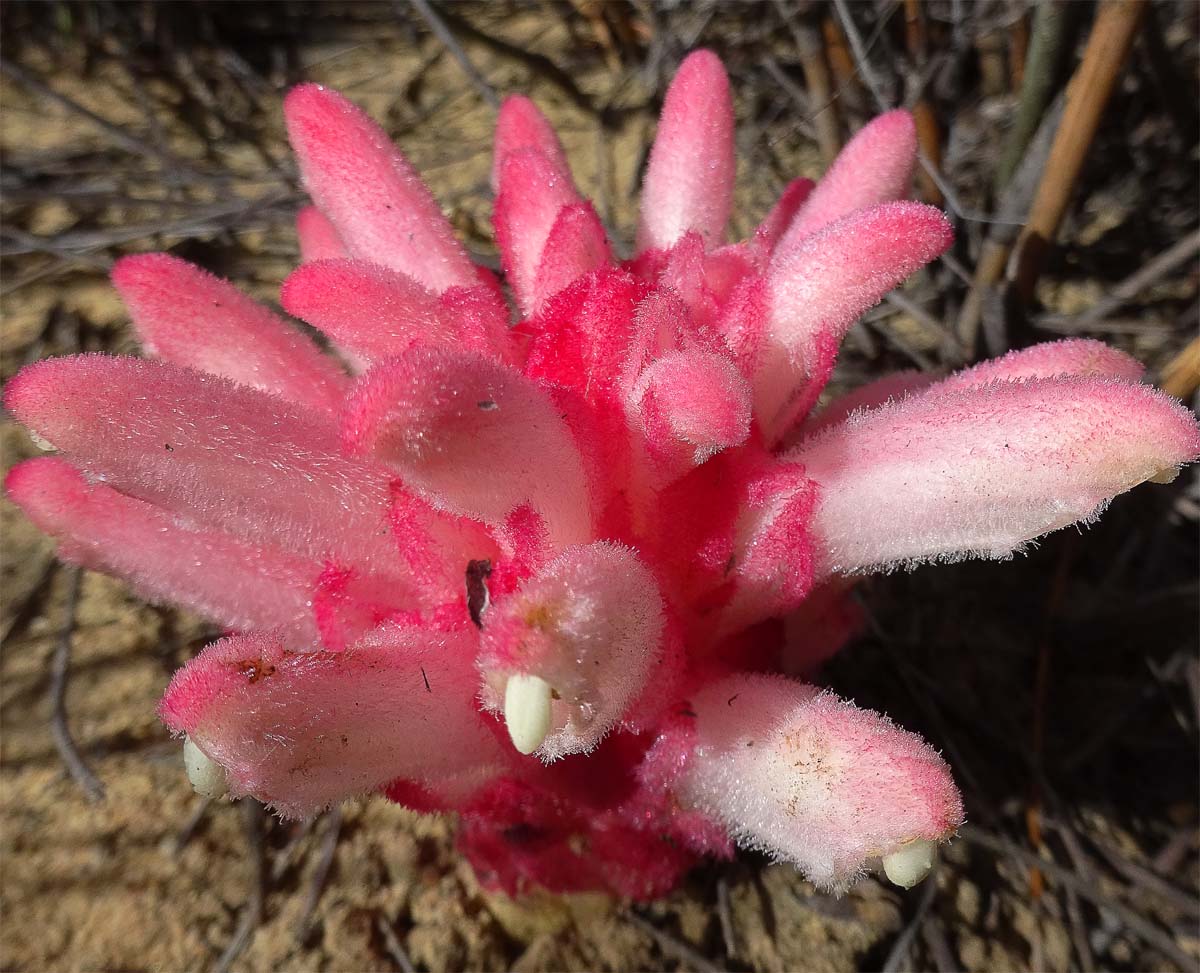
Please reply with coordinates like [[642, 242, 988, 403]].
[[503, 673, 553, 755], [882, 839, 936, 889], [1149, 466, 1180, 484], [183, 735, 227, 799]]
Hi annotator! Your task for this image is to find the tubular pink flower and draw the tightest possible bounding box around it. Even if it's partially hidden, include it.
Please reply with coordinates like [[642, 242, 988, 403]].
[[112, 252, 349, 415], [494, 149, 611, 315], [281, 258, 515, 366], [477, 542, 665, 760], [160, 626, 508, 818], [935, 336, 1145, 389], [775, 109, 918, 249], [492, 95, 572, 193], [6, 51, 1198, 900], [7, 458, 323, 642], [295, 205, 346, 262], [341, 346, 594, 549], [756, 201, 955, 442], [284, 83, 475, 291], [4, 355, 402, 574], [791, 376, 1200, 576], [637, 50, 735, 253], [679, 673, 963, 890]]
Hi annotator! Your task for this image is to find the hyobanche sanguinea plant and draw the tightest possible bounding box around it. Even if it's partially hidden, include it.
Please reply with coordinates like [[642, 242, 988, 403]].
[[6, 51, 1199, 899]]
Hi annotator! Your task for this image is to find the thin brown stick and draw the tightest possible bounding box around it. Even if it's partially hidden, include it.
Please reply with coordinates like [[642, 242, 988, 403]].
[[716, 874, 738, 961], [956, 94, 1065, 355], [1047, 811, 1102, 972], [1009, 9, 1030, 90], [270, 817, 318, 882], [774, 2, 840, 164], [831, 0, 971, 223], [821, 14, 867, 115], [976, 29, 1009, 97], [1053, 816, 1200, 919], [172, 797, 212, 856], [1011, 0, 1147, 303], [899, 0, 942, 207], [884, 289, 963, 360], [0, 557, 56, 647], [0, 193, 299, 260], [432, 5, 601, 119], [1160, 335, 1200, 401], [49, 567, 106, 803], [0, 57, 216, 182], [920, 915, 957, 973], [910, 100, 943, 207]]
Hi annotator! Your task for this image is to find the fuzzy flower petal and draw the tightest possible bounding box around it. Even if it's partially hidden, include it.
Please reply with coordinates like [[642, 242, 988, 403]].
[[478, 542, 665, 760], [791, 376, 1200, 575], [113, 253, 348, 415], [637, 50, 735, 253], [776, 109, 918, 249], [342, 346, 593, 549], [295, 205, 346, 262], [7, 458, 323, 642], [284, 83, 475, 291], [160, 626, 507, 818], [3, 355, 400, 573], [756, 201, 954, 441], [679, 673, 963, 890]]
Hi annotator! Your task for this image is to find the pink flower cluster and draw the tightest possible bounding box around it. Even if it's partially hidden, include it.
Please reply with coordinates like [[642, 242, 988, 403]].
[[7, 51, 1198, 900]]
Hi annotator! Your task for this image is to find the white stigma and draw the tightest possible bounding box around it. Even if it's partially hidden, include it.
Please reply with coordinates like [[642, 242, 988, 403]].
[[183, 736, 227, 799], [503, 673, 553, 755], [882, 839, 937, 889]]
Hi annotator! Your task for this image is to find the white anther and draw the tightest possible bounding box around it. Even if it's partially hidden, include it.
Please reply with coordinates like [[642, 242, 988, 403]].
[[882, 839, 936, 889], [503, 673, 553, 755], [29, 431, 55, 452], [183, 736, 227, 799], [1148, 466, 1179, 484]]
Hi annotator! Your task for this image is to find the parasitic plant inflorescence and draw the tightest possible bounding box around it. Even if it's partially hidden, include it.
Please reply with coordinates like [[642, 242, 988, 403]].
[[7, 51, 1198, 900]]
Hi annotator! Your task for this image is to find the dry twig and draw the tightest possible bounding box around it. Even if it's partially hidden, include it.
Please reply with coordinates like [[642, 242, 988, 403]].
[[376, 914, 417, 973], [626, 909, 723, 973], [49, 567, 106, 803], [1011, 0, 1147, 303], [1160, 336, 1200, 401], [405, 0, 499, 109], [773, 1, 840, 164], [294, 807, 343, 944], [961, 825, 1195, 971], [881, 867, 940, 973], [1040, 228, 1200, 329]]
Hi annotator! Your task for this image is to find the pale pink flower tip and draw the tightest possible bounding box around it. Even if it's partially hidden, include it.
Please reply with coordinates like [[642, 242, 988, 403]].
[[6, 52, 1198, 901]]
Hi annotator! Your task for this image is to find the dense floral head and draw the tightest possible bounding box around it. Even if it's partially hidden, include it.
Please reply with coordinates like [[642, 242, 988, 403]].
[[6, 51, 1198, 899]]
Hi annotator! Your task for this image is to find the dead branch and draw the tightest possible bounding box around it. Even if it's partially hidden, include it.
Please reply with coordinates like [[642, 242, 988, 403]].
[[48, 567, 106, 803]]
